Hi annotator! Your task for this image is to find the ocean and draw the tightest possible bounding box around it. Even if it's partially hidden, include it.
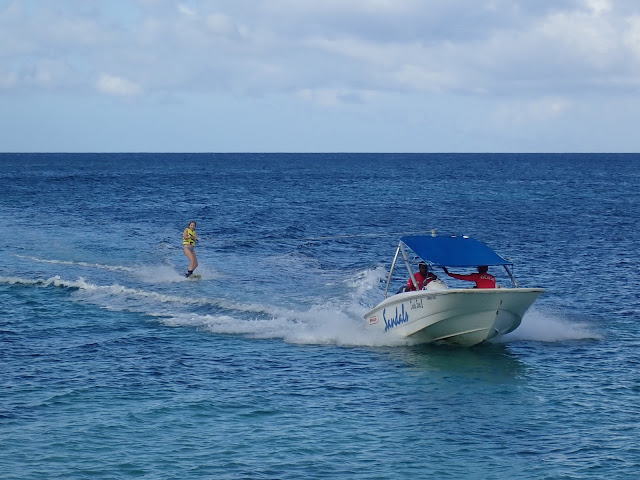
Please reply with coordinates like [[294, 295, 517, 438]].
[[1, 153, 639, 479]]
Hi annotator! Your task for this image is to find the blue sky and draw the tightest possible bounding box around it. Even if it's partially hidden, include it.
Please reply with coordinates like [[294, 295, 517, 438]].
[[2, 0, 640, 152]]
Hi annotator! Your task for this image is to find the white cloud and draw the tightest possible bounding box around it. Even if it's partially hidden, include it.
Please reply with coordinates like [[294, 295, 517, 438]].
[[205, 13, 237, 36], [3, 0, 640, 151], [23, 61, 64, 87], [491, 97, 571, 126], [585, 0, 612, 15], [177, 4, 196, 17], [624, 15, 640, 61], [96, 73, 143, 96], [296, 87, 378, 107], [534, 10, 619, 69], [2, 0, 640, 98], [389, 64, 458, 93], [0, 69, 17, 89]]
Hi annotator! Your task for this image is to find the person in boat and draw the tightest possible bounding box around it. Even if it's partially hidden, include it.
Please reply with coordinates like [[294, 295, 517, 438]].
[[183, 221, 198, 277], [405, 262, 437, 291], [442, 265, 496, 288]]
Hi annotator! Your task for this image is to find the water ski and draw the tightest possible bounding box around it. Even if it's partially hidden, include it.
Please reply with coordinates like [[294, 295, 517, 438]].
[[187, 274, 202, 280]]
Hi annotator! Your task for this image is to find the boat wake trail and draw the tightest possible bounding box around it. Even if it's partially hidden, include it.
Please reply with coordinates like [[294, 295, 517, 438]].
[[0, 271, 408, 347], [159, 300, 409, 348], [500, 308, 603, 343], [5, 269, 595, 348], [13, 254, 223, 284], [14, 255, 136, 272], [0, 275, 280, 316]]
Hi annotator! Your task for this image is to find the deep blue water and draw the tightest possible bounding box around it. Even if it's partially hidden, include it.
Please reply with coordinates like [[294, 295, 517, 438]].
[[1, 153, 639, 479]]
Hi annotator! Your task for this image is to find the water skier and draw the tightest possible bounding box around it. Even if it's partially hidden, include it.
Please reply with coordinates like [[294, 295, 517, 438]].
[[183, 221, 198, 277]]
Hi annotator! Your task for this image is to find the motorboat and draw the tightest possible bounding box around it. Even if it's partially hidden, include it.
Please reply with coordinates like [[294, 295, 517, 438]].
[[364, 234, 544, 346]]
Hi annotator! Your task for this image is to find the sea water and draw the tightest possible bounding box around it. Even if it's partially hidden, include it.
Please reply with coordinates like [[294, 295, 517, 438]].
[[1, 153, 639, 479]]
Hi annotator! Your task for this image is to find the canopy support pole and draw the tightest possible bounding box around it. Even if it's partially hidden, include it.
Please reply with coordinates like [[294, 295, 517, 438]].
[[400, 243, 419, 293], [383, 245, 401, 299], [504, 265, 518, 287]]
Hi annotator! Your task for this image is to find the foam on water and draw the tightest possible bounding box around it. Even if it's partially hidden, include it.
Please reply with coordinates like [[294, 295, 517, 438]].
[[343, 265, 388, 297], [0, 269, 409, 347], [132, 263, 224, 283], [14, 254, 136, 272], [2, 264, 604, 349], [160, 304, 409, 347], [0, 275, 267, 314], [14, 254, 226, 284], [0, 267, 603, 349], [500, 307, 603, 343]]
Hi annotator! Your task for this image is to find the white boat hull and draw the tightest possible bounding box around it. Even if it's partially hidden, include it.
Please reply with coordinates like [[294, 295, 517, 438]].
[[364, 288, 544, 346]]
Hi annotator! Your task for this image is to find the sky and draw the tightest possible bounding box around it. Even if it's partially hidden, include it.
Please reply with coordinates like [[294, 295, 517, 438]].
[[1, 0, 640, 152]]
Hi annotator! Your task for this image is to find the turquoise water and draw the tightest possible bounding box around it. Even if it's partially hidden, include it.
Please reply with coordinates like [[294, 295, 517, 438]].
[[1, 153, 639, 479]]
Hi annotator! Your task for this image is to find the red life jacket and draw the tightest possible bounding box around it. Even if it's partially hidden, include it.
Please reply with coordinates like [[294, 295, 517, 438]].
[[406, 271, 432, 291]]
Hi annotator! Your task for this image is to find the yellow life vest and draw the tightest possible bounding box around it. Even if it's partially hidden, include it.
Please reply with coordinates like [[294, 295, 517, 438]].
[[183, 228, 196, 246]]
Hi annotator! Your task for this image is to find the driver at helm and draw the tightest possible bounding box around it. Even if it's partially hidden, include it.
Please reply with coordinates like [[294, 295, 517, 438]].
[[405, 262, 437, 291]]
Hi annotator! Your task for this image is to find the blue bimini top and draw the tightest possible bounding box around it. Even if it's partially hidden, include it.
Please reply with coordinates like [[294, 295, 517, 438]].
[[400, 235, 512, 267]]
